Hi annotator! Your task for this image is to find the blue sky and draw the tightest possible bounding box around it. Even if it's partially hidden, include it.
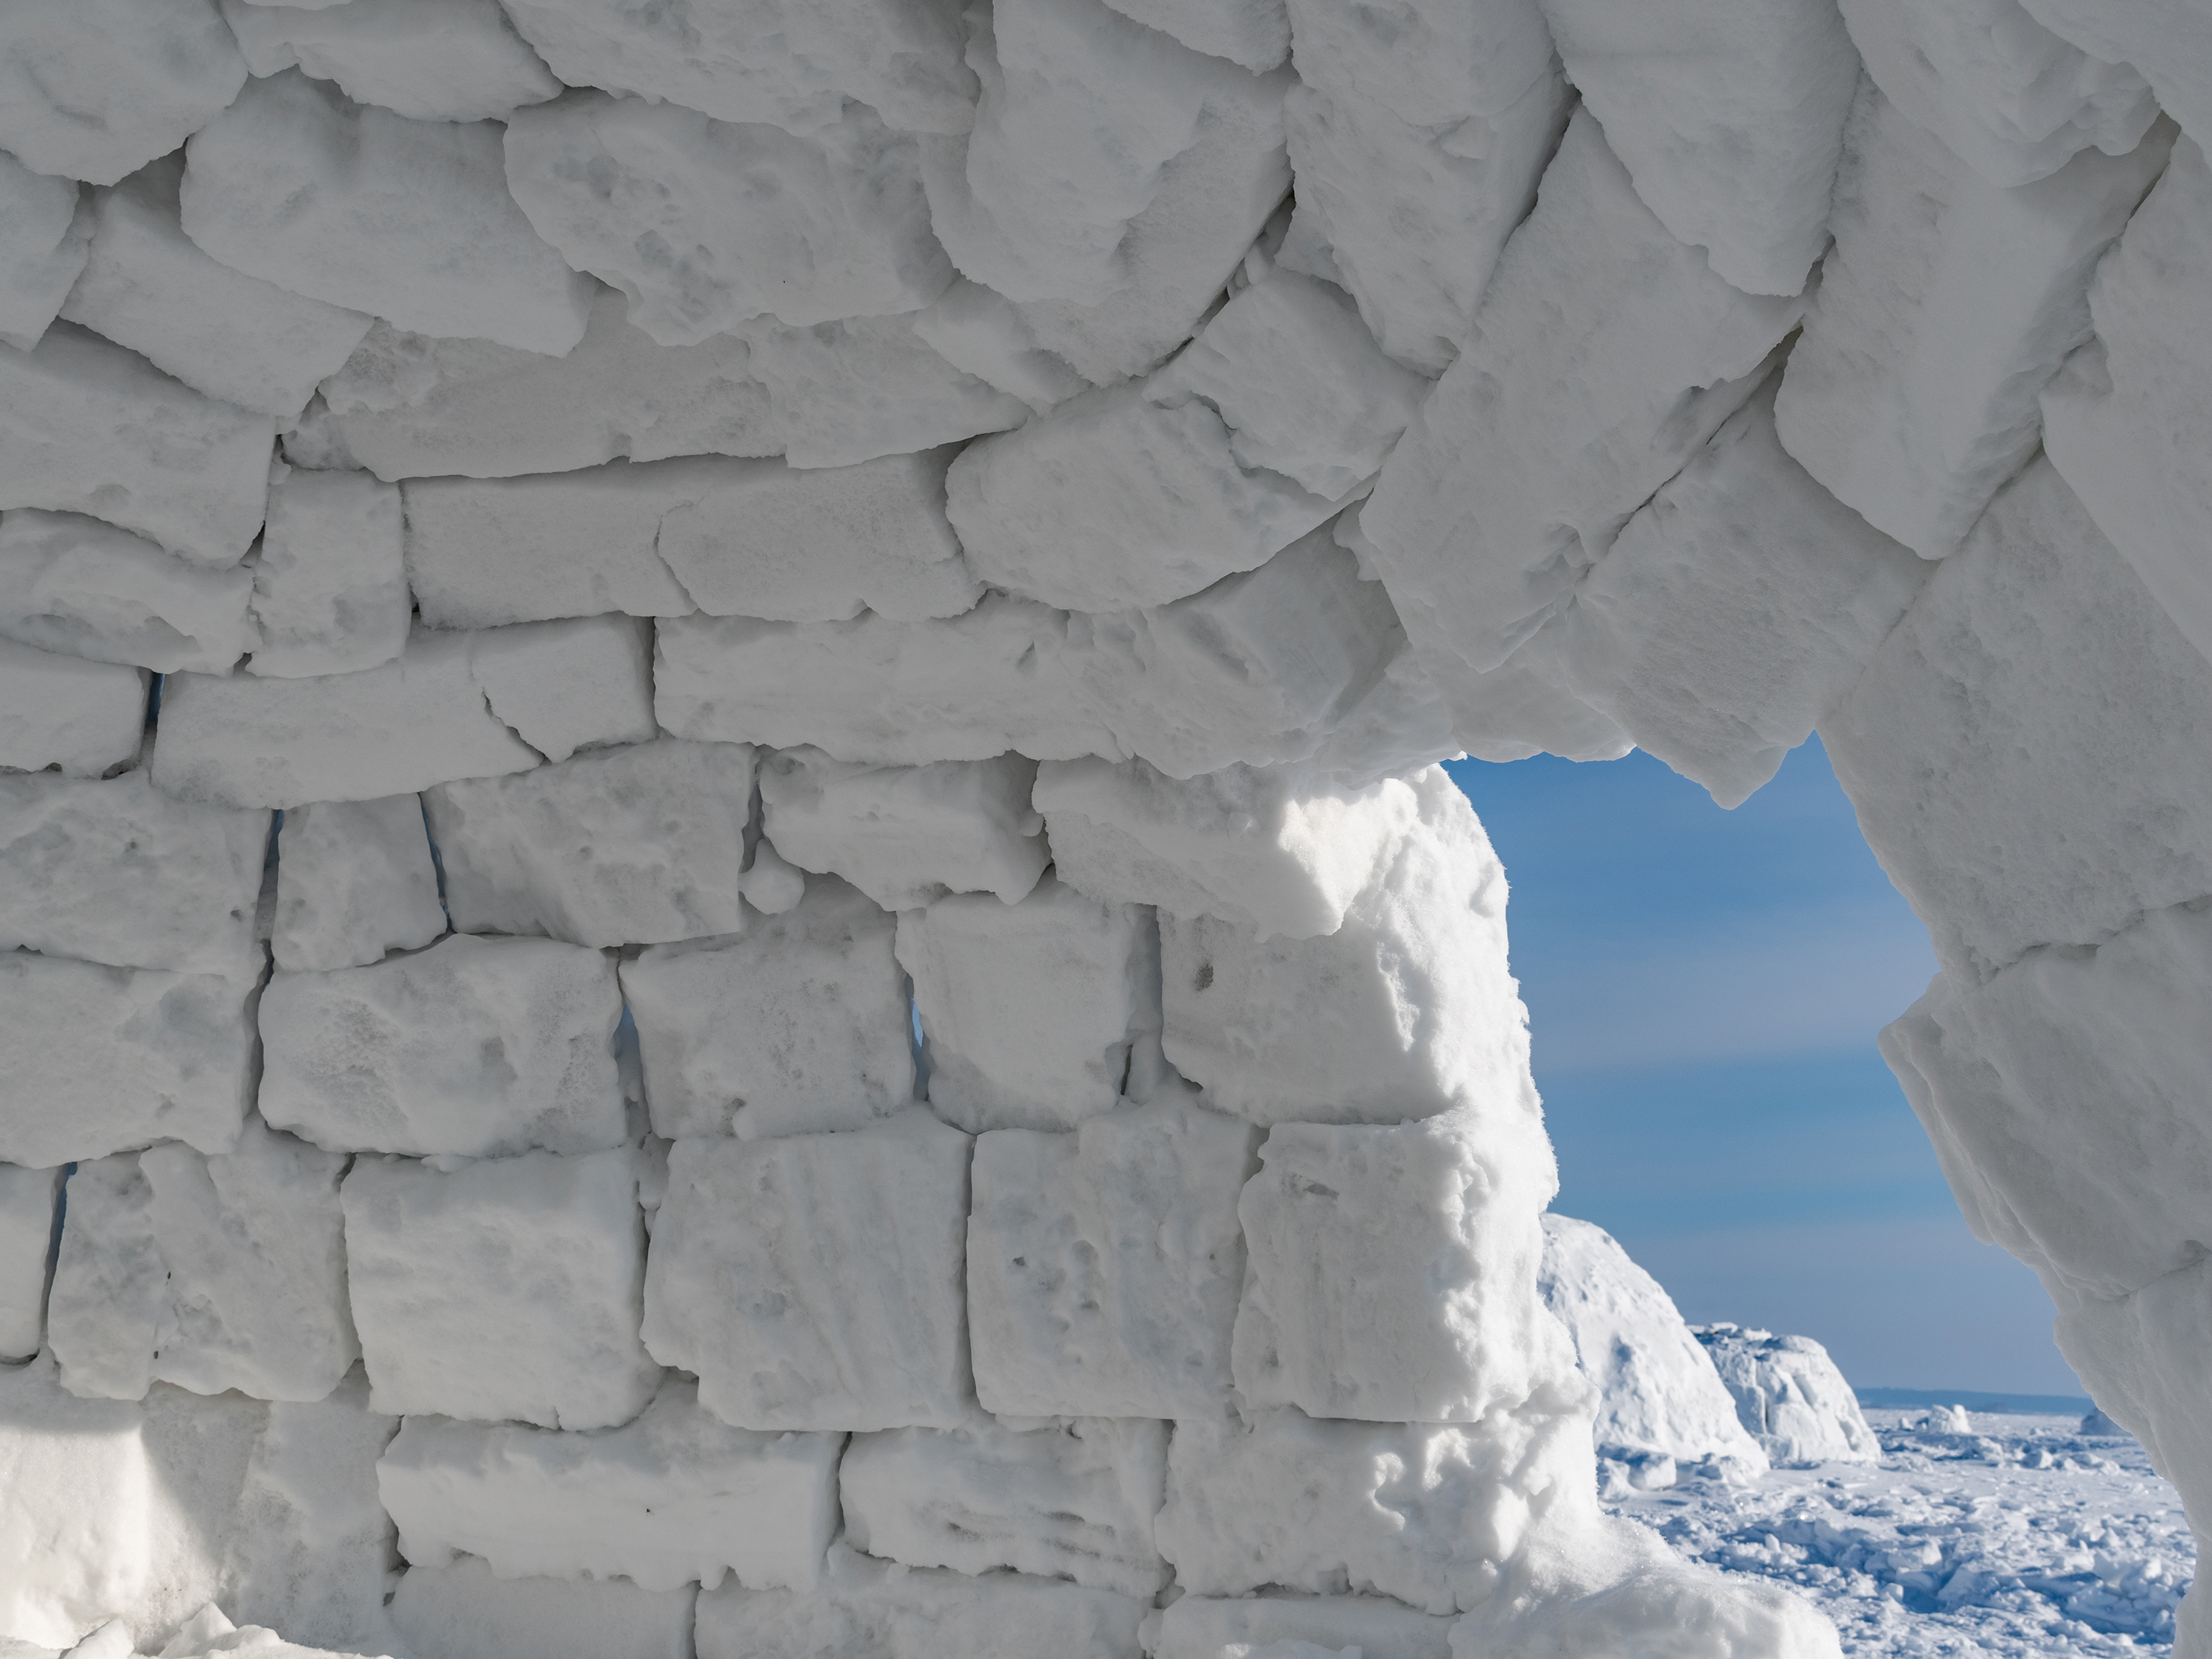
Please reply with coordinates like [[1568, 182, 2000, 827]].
[[1446, 740, 2087, 1397]]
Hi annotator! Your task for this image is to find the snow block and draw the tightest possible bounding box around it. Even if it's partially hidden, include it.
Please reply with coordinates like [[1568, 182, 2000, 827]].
[[427, 738, 754, 950], [505, 94, 951, 346], [500, 0, 975, 138], [945, 381, 1342, 616], [0, 770, 266, 978], [1691, 1324, 1877, 1464], [219, 0, 564, 124], [1548, 378, 1929, 807], [0, 324, 272, 569], [378, 1376, 841, 1591], [1035, 757, 1419, 939], [1776, 81, 2171, 560], [46, 1122, 355, 1403], [968, 1093, 1257, 1418], [342, 1147, 660, 1430], [1155, 1394, 1596, 1614], [694, 1542, 1147, 1659], [621, 876, 913, 1141], [1539, 1215, 1770, 1472], [2014, 0, 2212, 159], [180, 71, 593, 355], [271, 795, 445, 974], [1537, 0, 1858, 295], [759, 748, 1049, 909], [0, 152, 87, 352], [898, 877, 1156, 1133], [0, 0, 246, 185], [0, 953, 254, 1168], [0, 1162, 60, 1360], [654, 599, 1113, 766], [1232, 1118, 1571, 1423], [321, 292, 780, 482], [1079, 526, 1407, 782], [151, 628, 543, 808], [247, 467, 409, 679], [2042, 135, 2212, 665], [842, 1411, 1169, 1596], [62, 156, 373, 422], [1360, 109, 1802, 695], [260, 933, 625, 1158], [0, 641, 146, 777], [641, 1114, 973, 1432], [465, 615, 657, 764], [1882, 900, 2212, 1299], [0, 509, 255, 675], [1837, 0, 2157, 188], [1099, 0, 1286, 69], [1155, 1594, 1455, 1659], [1823, 456, 2212, 981], [389, 1557, 695, 1659], [1160, 766, 1528, 1125]]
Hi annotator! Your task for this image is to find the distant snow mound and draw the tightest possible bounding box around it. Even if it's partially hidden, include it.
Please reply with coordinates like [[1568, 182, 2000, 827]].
[[1692, 1323, 1879, 1465], [2081, 1405, 2131, 1438], [1538, 1215, 1770, 1480]]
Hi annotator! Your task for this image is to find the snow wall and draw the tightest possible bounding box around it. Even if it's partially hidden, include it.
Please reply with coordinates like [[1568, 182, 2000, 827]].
[[1, 0, 2209, 1655]]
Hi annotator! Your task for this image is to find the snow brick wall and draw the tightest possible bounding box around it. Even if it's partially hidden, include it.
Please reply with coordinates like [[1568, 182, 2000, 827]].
[[0, 0, 2208, 1656]]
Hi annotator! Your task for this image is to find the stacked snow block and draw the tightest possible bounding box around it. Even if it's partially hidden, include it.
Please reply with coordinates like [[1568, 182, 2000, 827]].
[[1, 0, 2208, 1654]]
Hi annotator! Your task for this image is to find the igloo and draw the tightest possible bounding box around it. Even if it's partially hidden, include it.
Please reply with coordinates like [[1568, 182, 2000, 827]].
[[0, 0, 2207, 1655]]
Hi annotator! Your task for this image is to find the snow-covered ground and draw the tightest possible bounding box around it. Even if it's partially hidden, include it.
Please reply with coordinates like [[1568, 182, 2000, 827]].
[[1610, 1408, 2194, 1658]]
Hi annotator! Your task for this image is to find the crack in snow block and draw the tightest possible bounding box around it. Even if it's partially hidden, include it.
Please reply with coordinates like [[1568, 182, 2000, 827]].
[[0, 1162, 61, 1360], [0, 509, 255, 675], [0, 771, 267, 978], [61, 156, 374, 424], [1882, 900, 2212, 1300], [0, 953, 254, 1168], [219, 0, 566, 125], [1538, 1215, 1770, 1475], [319, 293, 780, 483], [0, 0, 246, 186], [1536, 0, 1858, 296], [179, 71, 594, 356], [465, 615, 657, 764], [841, 1411, 1170, 1596], [389, 1556, 695, 1659], [0, 641, 147, 777], [342, 1148, 661, 1430], [1541, 376, 1930, 807], [1036, 757, 1419, 939], [642, 1113, 973, 1431], [1155, 1392, 1597, 1615], [427, 738, 754, 950], [897, 877, 1156, 1134], [1231, 1118, 1571, 1424], [46, 1123, 355, 1403], [271, 796, 445, 973], [695, 1541, 1148, 1659], [2042, 134, 2212, 665], [246, 466, 409, 679], [0, 153, 88, 352], [1823, 456, 2212, 982], [378, 1377, 842, 1592], [1098, 0, 1287, 69], [1160, 767, 1526, 1125], [505, 95, 953, 347], [260, 933, 625, 1158], [620, 876, 912, 1139], [1689, 1324, 1877, 1465], [1837, 0, 2158, 189], [500, 0, 976, 138], [759, 748, 1049, 908], [1280, 0, 1566, 375], [1154, 1594, 1456, 1659], [2015, 0, 2212, 157], [1775, 81, 2173, 562], [0, 324, 273, 569], [1360, 109, 1802, 697], [654, 598, 1113, 765], [967, 1092, 1257, 1419]]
